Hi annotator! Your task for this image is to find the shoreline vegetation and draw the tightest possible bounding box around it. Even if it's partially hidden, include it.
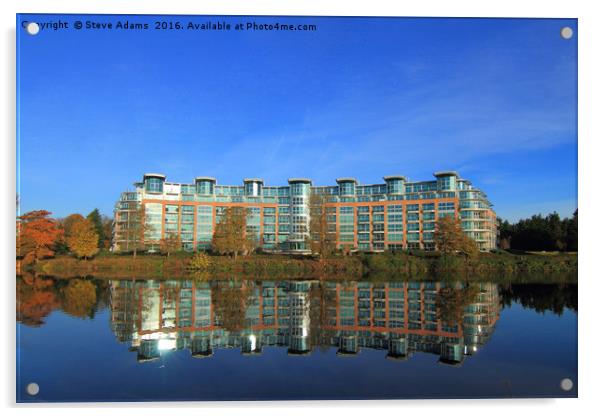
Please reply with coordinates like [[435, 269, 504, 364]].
[[17, 207, 577, 283], [30, 250, 577, 282]]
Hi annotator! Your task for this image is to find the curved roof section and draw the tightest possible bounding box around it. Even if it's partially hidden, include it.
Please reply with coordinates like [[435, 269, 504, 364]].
[[433, 171, 460, 177], [195, 176, 217, 182], [336, 177, 358, 183], [287, 178, 312, 184], [143, 173, 166, 179]]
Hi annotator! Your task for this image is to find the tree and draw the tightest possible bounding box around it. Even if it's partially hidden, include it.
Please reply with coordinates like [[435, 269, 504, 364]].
[[18, 210, 64, 264], [212, 206, 254, 260], [123, 204, 154, 258], [53, 213, 85, 255], [101, 216, 114, 249], [505, 211, 578, 252], [86, 208, 104, 248], [434, 216, 479, 259], [160, 233, 182, 257], [565, 210, 578, 252], [308, 194, 337, 260], [66, 218, 99, 259], [497, 218, 513, 249], [62, 213, 86, 238]]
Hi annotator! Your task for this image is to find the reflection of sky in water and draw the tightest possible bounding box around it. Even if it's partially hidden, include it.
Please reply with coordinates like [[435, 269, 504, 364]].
[[16, 279, 577, 402]]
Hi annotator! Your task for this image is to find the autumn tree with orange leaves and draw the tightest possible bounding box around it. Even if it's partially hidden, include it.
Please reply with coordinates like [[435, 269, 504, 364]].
[[160, 233, 182, 257], [66, 218, 100, 259], [17, 210, 64, 264]]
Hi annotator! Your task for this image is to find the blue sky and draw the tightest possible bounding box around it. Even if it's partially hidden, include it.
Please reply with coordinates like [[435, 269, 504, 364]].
[[17, 15, 577, 222]]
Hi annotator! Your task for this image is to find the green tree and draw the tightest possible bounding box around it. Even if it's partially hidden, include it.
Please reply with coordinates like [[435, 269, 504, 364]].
[[86, 208, 104, 248], [66, 218, 99, 259], [212, 206, 254, 260], [101, 216, 114, 249], [565, 210, 578, 252], [308, 194, 337, 260], [497, 218, 513, 249]]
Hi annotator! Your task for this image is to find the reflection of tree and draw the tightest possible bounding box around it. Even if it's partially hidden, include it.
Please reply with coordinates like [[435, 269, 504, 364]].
[[60, 279, 98, 319], [211, 280, 250, 332], [309, 282, 337, 352], [17, 274, 60, 327], [436, 284, 479, 326], [499, 284, 577, 315]]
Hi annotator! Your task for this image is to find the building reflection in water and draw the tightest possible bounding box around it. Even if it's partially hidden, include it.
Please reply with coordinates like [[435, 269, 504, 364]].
[[109, 280, 500, 365]]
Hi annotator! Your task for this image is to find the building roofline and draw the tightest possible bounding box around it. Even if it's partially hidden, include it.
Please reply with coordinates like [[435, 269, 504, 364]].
[[287, 178, 312, 184], [336, 177, 358, 184], [195, 176, 217, 182], [143, 173, 166, 179], [243, 178, 264, 183], [433, 171, 459, 177], [383, 175, 407, 181]]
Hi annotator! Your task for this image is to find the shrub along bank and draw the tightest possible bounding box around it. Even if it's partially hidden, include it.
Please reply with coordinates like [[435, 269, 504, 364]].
[[33, 250, 576, 281]]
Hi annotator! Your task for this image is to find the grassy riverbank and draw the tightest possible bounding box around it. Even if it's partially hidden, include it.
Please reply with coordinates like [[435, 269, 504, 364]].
[[32, 250, 577, 281]]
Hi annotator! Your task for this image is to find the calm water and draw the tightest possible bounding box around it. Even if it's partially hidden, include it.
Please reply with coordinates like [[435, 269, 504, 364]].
[[16, 276, 577, 402]]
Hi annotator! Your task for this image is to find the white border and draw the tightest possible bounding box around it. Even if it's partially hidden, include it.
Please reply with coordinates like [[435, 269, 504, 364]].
[[3, 1, 601, 415]]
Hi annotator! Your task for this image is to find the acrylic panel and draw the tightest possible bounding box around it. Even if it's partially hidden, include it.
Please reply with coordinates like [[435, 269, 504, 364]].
[[16, 14, 578, 402]]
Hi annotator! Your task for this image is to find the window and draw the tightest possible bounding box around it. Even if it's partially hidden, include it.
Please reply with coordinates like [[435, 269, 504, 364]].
[[423, 222, 435, 230], [438, 202, 455, 211], [340, 224, 354, 233], [423, 212, 435, 220], [340, 206, 354, 214], [388, 205, 403, 212], [358, 206, 370, 213], [406, 204, 419, 212], [388, 233, 403, 242], [388, 223, 403, 232], [358, 214, 370, 223], [372, 214, 384, 222], [372, 206, 384, 213], [407, 213, 419, 221], [339, 182, 355, 195], [198, 205, 212, 215], [145, 177, 163, 193], [387, 214, 403, 223]]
